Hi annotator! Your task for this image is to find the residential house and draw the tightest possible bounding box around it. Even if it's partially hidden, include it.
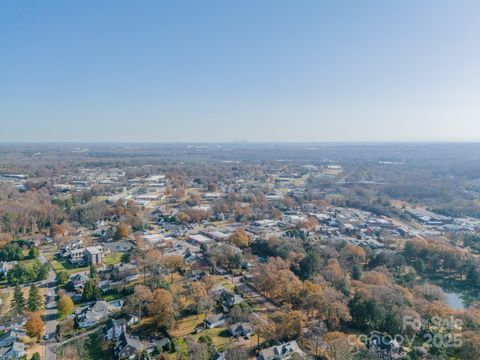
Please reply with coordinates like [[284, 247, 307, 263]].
[[201, 230, 230, 242], [59, 239, 83, 257], [0, 262, 16, 277], [222, 293, 244, 312], [114, 332, 144, 359], [0, 341, 25, 359], [0, 316, 28, 332], [186, 270, 208, 282], [209, 283, 228, 298], [227, 322, 253, 338], [112, 263, 138, 282], [99, 280, 114, 293], [0, 329, 26, 347], [212, 352, 226, 360], [146, 338, 171, 354], [257, 341, 305, 360], [183, 251, 198, 264], [125, 314, 139, 327], [104, 319, 127, 341], [187, 234, 213, 245], [70, 273, 89, 292], [0, 329, 26, 359], [204, 314, 227, 329], [203, 192, 221, 200], [76, 301, 109, 328]]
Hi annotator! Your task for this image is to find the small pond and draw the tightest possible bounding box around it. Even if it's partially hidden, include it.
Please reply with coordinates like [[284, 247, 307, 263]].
[[444, 292, 466, 310]]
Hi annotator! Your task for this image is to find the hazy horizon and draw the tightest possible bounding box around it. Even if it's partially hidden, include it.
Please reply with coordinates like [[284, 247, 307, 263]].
[[1, 1, 479, 142]]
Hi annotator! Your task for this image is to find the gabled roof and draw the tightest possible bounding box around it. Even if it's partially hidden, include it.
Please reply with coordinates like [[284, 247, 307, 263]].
[[0, 341, 24, 357], [228, 322, 252, 335], [258, 340, 304, 360], [77, 301, 109, 323], [205, 313, 227, 324], [115, 332, 143, 353], [225, 293, 244, 306]]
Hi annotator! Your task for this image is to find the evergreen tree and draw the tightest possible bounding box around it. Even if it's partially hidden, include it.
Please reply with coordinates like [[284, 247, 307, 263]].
[[28, 247, 39, 259], [414, 258, 426, 273], [349, 295, 382, 331], [89, 264, 97, 279], [298, 252, 323, 280], [12, 285, 25, 314], [28, 284, 42, 312], [352, 264, 363, 280], [82, 279, 101, 302], [56, 271, 69, 285], [36, 262, 50, 281]]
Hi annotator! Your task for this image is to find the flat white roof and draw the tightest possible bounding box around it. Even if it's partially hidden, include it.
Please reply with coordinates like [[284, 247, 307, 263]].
[[86, 246, 102, 254], [189, 234, 212, 243]]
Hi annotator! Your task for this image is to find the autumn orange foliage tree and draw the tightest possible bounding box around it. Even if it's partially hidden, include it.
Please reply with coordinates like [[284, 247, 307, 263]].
[[228, 229, 251, 248], [115, 222, 131, 240], [25, 312, 44, 340]]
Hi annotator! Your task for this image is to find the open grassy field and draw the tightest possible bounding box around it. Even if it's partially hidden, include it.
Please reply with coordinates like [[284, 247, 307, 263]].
[[102, 252, 123, 266], [18, 259, 39, 270], [1, 284, 48, 315], [51, 258, 88, 274], [191, 327, 234, 349], [169, 313, 240, 350], [170, 314, 204, 338]]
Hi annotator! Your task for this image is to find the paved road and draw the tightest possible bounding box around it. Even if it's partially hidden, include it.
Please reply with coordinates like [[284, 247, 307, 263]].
[[40, 251, 58, 360]]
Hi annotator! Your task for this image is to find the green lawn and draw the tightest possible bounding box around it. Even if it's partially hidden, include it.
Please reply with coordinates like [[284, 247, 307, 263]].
[[102, 252, 123, 266], [192, 327, 233, 349], [17, 259, 39, 269], [50, 252, 123, 274], [170, 314, 204, 338], [170, 314, 234, 349], [51, 258, 88, 274]]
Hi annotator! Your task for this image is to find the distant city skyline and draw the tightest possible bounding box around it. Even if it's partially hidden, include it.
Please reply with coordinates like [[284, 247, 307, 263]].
[[1, 1, 479, 142]]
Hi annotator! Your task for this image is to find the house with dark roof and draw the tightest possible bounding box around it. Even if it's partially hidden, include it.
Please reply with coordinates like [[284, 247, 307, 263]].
[[103, 318, 127, 341], [0, 316, 28, 332], [0, 329, 26, 347], [222, 293, 244, 312], [114, 332, 144, 359], [0, 340, 25, 359], [146, 338, 171, 354], [69, 273, 89, 291], [227, 322, 253, 338], [212, 352, 226, 360]]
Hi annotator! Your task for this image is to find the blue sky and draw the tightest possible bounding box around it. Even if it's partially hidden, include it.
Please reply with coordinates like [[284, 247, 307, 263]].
[[1, 1, 479, 142]]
